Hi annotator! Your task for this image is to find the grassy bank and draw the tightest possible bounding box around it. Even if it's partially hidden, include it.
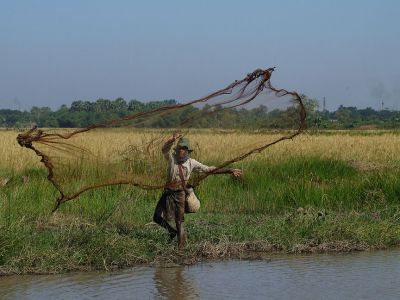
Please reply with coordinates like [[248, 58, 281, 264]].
[[1, 129, 400, 274], [1, 155, 400, 274]]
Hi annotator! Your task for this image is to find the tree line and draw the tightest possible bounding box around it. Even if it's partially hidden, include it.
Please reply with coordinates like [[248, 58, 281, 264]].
[[1, 96, 399, 129]]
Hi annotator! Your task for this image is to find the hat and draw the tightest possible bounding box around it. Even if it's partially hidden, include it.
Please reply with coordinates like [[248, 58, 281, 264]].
[[176, 138, 193, 151]]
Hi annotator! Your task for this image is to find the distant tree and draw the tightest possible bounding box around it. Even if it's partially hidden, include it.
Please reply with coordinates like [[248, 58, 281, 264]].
[[128, 99, 145, 111], [94, 99, 113, 112], [298, 94, 320, 127], [69, 101, 81, 112], [112, 97, 127, 111], [42, 117, 59, 127], [30, 106, 52, 126], [1, 97, 399, 129], [335, 106, 353, 127]]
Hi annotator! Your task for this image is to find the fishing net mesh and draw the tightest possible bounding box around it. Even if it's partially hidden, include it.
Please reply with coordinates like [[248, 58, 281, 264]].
[[17, 68, 306, 210]]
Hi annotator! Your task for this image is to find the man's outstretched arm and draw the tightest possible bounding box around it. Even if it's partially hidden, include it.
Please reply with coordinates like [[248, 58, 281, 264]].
[[192, 160, 242, 177], [211, 167, 242, 177]]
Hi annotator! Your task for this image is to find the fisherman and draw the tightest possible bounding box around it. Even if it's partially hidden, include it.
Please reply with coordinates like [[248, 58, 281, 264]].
[[153, 131, 242, 249]]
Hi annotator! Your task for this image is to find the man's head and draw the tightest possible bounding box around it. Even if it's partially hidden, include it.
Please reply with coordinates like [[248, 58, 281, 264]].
[[175, 138, 192, 162]]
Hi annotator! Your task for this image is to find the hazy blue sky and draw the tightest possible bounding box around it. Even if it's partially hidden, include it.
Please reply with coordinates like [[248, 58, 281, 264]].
[[1, 0, 399, 111]]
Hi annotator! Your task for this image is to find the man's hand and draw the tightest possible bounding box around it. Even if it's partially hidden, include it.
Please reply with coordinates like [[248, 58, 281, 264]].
[[163, 130, 182, 156], [172, 130, 182, 141], [230, 168, 242, 177]]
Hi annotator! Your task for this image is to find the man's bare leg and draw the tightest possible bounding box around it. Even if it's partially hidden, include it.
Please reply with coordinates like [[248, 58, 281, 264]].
[[177, 220, 186, 249], [175, 191, 186, 249]]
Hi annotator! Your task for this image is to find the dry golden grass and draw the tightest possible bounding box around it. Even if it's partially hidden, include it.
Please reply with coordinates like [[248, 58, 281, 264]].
[[1, 128, 399, 172]]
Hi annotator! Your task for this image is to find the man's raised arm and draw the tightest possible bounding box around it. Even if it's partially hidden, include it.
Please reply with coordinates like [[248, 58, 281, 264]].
[[162, 131, 182, 160]]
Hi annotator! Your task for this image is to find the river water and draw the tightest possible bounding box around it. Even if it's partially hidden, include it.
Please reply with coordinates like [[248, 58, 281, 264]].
[[1, 250, 400, 300]]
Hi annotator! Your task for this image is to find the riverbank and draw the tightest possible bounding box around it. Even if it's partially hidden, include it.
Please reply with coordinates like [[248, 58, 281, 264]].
[[1, 157, 400, 275], [1, 206, 400, 275]]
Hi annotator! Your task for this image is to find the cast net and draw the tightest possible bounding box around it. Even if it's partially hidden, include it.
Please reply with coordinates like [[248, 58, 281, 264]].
[[17, 68, 306, 210]]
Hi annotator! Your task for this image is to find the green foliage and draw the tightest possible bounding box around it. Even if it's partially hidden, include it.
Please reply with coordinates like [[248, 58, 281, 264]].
[[1, 96, 399, 129]]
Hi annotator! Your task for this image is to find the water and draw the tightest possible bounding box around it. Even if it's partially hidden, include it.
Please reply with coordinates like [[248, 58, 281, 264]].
[[1, 250, 400, 300]]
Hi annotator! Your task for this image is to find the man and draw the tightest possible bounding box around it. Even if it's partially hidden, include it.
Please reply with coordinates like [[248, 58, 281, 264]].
[[153, 132, 242, 249]]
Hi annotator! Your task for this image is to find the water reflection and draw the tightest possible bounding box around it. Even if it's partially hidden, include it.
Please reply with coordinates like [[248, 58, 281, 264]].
[[1, 250, 400, 299], [154, 266, 198, 299]]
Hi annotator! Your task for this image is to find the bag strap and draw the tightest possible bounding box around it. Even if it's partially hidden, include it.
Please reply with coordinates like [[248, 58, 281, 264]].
[[177, 164, 187, 192]]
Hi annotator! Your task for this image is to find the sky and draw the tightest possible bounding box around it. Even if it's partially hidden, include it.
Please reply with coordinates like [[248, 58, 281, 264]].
[[1, 0, 399, 111]]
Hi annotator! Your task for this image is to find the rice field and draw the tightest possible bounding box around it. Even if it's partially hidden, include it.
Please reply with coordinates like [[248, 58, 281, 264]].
[[2, 128, 399, 169]]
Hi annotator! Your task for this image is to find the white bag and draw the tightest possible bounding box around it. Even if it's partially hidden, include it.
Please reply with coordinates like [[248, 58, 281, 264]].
[[185, 187, 200, 213]]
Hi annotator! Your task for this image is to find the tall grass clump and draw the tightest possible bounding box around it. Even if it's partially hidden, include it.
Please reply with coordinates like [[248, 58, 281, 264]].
[[199, 156, 399, 214]]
